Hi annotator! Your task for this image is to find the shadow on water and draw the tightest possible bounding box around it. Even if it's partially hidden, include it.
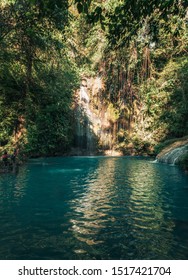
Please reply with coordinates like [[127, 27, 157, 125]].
[[0, 156, 188, 259]]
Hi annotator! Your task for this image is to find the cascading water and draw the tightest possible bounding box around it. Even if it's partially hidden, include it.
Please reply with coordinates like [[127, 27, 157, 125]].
[[73, 81, 99, 155], [73, 77, 116, 155], [157, 144, 188, 165]]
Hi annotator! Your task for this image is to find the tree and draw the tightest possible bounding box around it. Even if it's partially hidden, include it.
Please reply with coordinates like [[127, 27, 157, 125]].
[[0, 0, 79, 155]]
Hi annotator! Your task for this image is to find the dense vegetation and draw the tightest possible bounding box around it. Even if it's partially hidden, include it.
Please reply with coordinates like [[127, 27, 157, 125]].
[[0, 0, 188, 159], [0, 0, 79, 156], [82, 0, 188, 153]]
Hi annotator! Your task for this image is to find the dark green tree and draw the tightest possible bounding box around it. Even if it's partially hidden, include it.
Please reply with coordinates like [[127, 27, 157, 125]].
[[0, 0, 79, 156]]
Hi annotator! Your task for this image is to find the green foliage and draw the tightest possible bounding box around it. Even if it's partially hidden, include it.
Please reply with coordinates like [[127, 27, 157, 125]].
[[98, 1, 188, 154], [0, 0, 79, 157], [0, 102, 16, 145], [157, 57, 188, 137], [153, 138, 181, 155], [103, 0, 187, 47], [132, 56, 188, 148], [25, 61, 79, 156], [107, 103, 120, 123], [1, 0, 188, 158]]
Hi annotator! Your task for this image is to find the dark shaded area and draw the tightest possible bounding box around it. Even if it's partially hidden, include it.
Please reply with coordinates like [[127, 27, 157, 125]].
[[159, 58, 188, 139]]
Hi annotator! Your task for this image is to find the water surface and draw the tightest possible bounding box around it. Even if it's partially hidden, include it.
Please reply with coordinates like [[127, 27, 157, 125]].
[[0, 156, 188, 259]]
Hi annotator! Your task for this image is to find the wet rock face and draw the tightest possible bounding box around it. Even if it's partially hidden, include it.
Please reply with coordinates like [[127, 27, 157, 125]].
[[157, 145, 188, 164], [73, 77, 113, 155], [156, 138, 188, 165], [74, 79, 101, 154]]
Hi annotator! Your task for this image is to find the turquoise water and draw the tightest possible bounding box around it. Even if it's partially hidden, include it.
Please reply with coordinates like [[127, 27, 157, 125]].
[[0, 156, 188, 260]]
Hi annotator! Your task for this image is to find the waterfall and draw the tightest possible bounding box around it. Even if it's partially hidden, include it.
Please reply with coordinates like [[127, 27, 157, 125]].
[[157, 144, 188, 165], [73, 76, 117, 155], [73, 83, 98, 155], [80, 86, 90, 103]]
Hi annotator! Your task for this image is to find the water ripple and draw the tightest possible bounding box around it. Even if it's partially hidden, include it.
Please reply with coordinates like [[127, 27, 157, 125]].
[[0, 157, 188, 259]]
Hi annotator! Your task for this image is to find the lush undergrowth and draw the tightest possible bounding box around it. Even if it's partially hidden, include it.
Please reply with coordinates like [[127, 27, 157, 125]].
[[0, 1, 187, 160]]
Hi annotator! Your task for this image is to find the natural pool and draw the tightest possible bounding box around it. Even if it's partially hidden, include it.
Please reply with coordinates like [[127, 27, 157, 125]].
[[0, 156, 188, 260]]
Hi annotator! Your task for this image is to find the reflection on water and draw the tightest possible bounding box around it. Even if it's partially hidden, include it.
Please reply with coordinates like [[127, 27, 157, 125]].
[[69, 158, 117, 247], [0, 156, 188, 259]]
